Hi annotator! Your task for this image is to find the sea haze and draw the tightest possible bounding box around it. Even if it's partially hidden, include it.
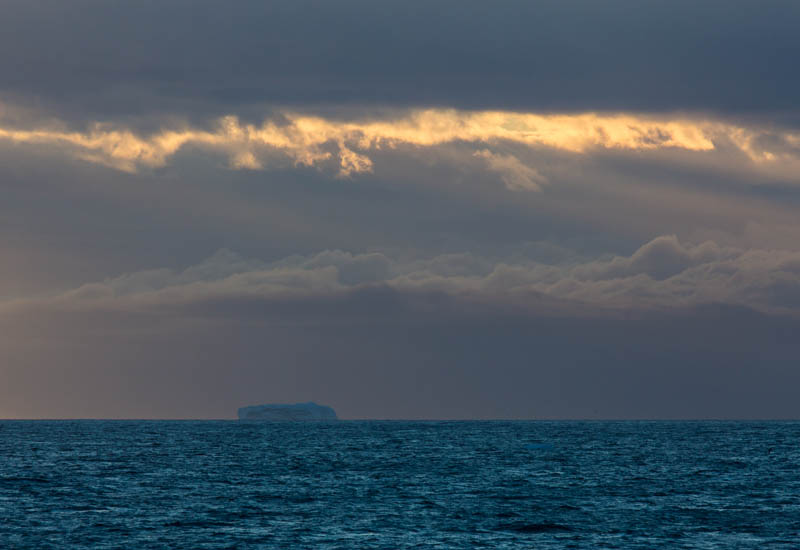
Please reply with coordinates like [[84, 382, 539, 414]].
[[1, 420, 798, 549]]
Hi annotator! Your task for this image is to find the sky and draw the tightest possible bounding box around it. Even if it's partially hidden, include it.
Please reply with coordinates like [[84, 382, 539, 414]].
[[2, 1, 800, 419]]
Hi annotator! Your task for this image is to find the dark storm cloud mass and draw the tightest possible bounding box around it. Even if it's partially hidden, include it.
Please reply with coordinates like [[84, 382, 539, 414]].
[[1, 0, 799, 119]]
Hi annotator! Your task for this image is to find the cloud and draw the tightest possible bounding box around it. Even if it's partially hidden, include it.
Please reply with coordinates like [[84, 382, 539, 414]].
[[573, 236, 733, 281], [4, 106, 800, 185], [2, 1, 800, 118], [7, 235, 800, 318], [473, 149, 546, 191]]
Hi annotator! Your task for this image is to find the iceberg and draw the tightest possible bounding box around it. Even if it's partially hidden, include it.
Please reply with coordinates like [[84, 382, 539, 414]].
[[237, 401, 338, 421]]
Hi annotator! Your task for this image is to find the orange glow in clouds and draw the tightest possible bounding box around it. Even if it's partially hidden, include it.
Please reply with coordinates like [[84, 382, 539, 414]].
[[0, 108, 797, 182]]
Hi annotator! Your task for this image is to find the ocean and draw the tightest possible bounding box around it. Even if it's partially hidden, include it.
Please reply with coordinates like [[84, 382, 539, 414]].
[[1, 420, 798, 548]]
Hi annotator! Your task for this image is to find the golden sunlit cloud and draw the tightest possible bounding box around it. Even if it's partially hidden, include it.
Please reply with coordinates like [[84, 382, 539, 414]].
[[1, 107, 799, 187]]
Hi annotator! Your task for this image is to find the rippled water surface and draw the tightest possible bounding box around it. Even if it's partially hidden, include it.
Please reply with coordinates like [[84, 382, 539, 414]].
[[1, 421, 799, 548]]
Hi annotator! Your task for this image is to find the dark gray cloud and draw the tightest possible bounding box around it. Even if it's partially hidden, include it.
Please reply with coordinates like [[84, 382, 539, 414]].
[[2, 0, 799, 120]]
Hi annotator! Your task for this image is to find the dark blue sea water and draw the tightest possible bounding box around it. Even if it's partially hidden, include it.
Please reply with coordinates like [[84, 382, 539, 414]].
[[1, 421, 798, 549]]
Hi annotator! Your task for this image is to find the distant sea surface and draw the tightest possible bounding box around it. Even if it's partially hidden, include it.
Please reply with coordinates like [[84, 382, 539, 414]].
[[1, 421, 798, 549]]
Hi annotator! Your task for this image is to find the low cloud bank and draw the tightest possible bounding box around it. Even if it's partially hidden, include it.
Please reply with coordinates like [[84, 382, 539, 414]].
[[7, 235, 800, 317]]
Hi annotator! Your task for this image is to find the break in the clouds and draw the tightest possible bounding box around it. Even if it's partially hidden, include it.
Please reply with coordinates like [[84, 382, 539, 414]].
[[2, 1, 800, 419]]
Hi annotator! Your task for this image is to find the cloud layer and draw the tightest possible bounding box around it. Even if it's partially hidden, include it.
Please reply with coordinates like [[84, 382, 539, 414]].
[[3, 1, 799, 116], [3, 235, 796, 317], [3, 107, 800, 187]]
